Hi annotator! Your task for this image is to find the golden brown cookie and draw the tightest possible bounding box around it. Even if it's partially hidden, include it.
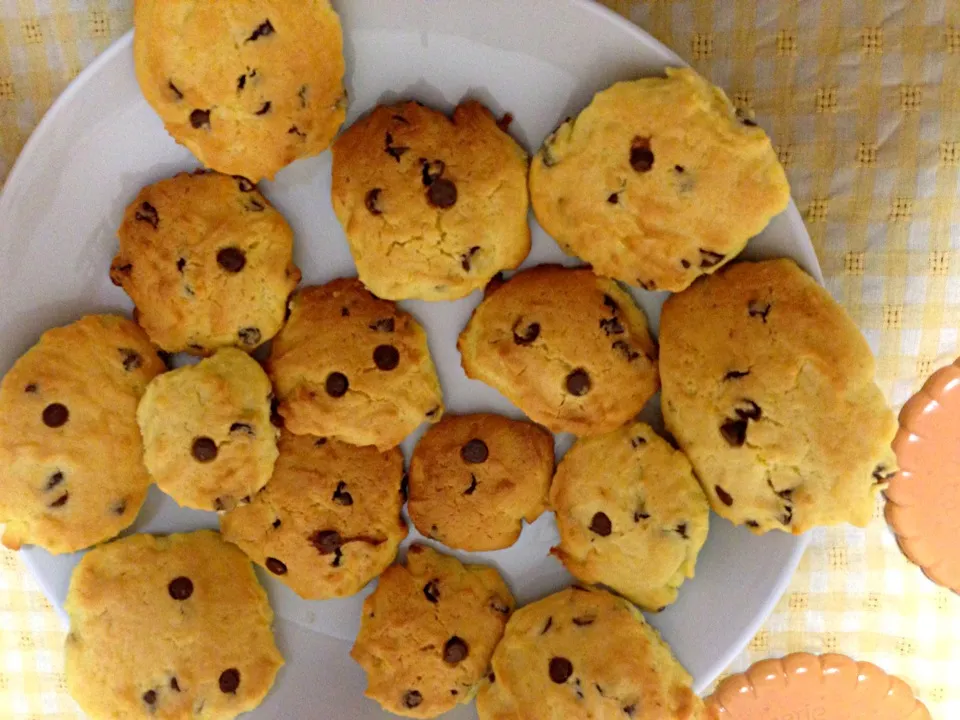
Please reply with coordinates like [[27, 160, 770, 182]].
[[408, 414, 554, 551], [110, 170, 300, 355], [266, 278, 445, 449], [458, 265, 659, 436], [220, 431, 407, 599], [351, 544, 515, 718], [134, 0, 346, 181], [0, 315, 165, 554], [332, 101, 530, 301], [530, 68, 790, 292]]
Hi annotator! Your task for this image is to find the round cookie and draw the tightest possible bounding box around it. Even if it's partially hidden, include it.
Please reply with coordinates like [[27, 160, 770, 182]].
[[549, 421, 709, 611], [660, 258, 898, 534], [65, 530, 284, 720], [133, 0, 346, 181], [331, 100, 530, 301], [408, 413, 554, 551], [0, 315, 166, 554], [458, 265, 659, 436], [266, 278, 445, 449], [137, 348, 278, 512], [351, 544, 515, 718], [110, 170, 300, 355], [476, 586, 705, 720], [220, 431, 407, 599], [529, 68, 790, 292]]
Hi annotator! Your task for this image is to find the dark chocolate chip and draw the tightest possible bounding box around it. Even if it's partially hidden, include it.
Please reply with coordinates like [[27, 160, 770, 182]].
[[272, 518, 282, 529], [143, 690, 157, 705], [512, 320, 540, 346], [541, 617, 553, 634], [403, 691, 422, 709], [443, 636, 469, 665], [333, 481, 353, 506], [168, 576, 194, 600], [699, 249, 724, 268], [45, 471, 64, 491], [600, 316, 624, 336], [255, 101, 271, 116], [630, 136, 654, 173], [630, 436, 647, 449], [735, 400, 762, 421], [497, 113, 514, 132], [229, 423, 254, 436], [314, 438, 327, 447], [246, 20, 275, 42], [191, 437, 218, 462], [421, 159, 446, 186], [325, 372, 349, 398], [724, 369, 750, 380], [237, 74, 247, 91], [135, 202, 159, 229], [748, 300, 772, 322], [176, 257, 186, 273], [676, 523, 689, 539], [572, 616, 595, 627], [234, 176, 256, 192], [340, 307, 350, 317], [464, 475, 478, 495], [675, 165, 685, 173], [461, 439, 489, 464], [746, 520, 760, 528], [607, 193, 619, 204], [365, 188, 383, 215], [612, 340, 640, 361], [238, 327, 261, 346], [119, 348, 143, 371], [634, 510, 650, 522], [461, 246, 480, 272], [288, 125, 306, 139], [373, 345, 400, 371], [566, 369, 591, 396], [549, 657, 573, 684], [168, 81, 183, 100], [603, 294, 619, 312], [49, 493, 69, 508], [217, 247, 246, 273], [310, 530, 342, 554], [589, 512, 612, 537], [266, 557, 287, 575], [369, 318, 395, 332], [24, 383, 37, 393], [681, 259, 691, 269], [428, 178, 457, 209], [715, 485, 734, 506], [742, 117, 758, 127], [219, 669, 240, 694], [112, 499, 127, 515], [42, 403, 69, 428], [423, 580, 440, 603], [720, 419, 748, 447], [189, 109, 211, 129], [170, 677, 180, 692], [384, 132, 409, 161]]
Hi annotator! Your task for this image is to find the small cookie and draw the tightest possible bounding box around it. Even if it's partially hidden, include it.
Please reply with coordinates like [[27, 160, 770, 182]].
[[0, 315, 165, 554], [266, 278, 445, 449], [660, 258, 897, 533], [351, 544, 515, 718], [458, 265, 659, 436], [220, 431, 407, 599], [65, 530, 284, 720], [111, 170, 300, 355], [529, 68, 790, 292], [549, 421, 709, 611], [476, 586, 705, 720], [408, 414, 554, 551], [134, 0, 346, 180], [331, 101, 530, 301], [137, 348, 278, 512]]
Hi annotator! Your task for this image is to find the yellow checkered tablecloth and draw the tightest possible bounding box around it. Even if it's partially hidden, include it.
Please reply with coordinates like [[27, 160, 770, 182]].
[[1, 0, 958, 717]]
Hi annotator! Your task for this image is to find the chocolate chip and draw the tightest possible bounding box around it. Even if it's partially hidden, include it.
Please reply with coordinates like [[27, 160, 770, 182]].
[[170, 677, 180, 692], [748, 300, 772, 322], [512, 320, 540, 345], [365, 188, 383, 215], [272, 518, 281, 529], [781, 506, 794, 526], [117, 348, 142, 372], [423, 580, 440, 603], [681, 259, 691, 269], [421, 159, 446, 186], [715, 485, 734, 506], [566, 368, 591, 396], [229, 423, 254, 436], [49, 493, 69, 508], [699, 249, 724, 268], [634, 510, 650, 522], [135, 202, 159, 229], [873, 464, 896, 483], [340, 307, 350, 317], [325, 372, 349, 397], [217, 247, 246, 273], [168, 576, 193, 600], [428, 178, 458, 209], [541, 617, 553, 634], [24, 383, 37, 393], [191, 437, 218, 462], [246, 19, 275, 42], [234, 176, 255, 192], [603, 294, 619, 312], [461, 246, 480, 271], [310, 530, 342, 554], [255, 101, 271, 116], [314, 438, 327, 447], [42, 403, 69, 428], [143, 690, 157, 705], [443, 637, 469, 665], [176, 257, 186, 274], [219, 669, 240, 694], [369, 318, 395, 332], [112, 499, 127, 515], [612, 340, 640, 362], [238, 327, 261, 346], [403, 691, 422, 709], [746, 520, 760, 528], [497, 112, 514, 132], [676, 523, 689, 539], [464, 475, 478, 495], [630, 436, 647, 449], [168, 81, 183, 100], [720, 419, 747, 447], [630, 136, 654, 172], [288, 125, 306, 139], [461, 439, 489, 464], [724, 370, 750, 380], [600, 316, 624, 335], [333, 481, 353, 506], [607, 193, 619, 204], [189, 109, 211, 129], [742, 117, 758, 127], [549, 657, 573, 684], [384, 132, 409, 161], [373, 345, 400, 371], [735, 400, 762, 421], [589, 511, 612, 536], [572, 616, 595, 626], [266, 557, 287, 575], [237, 74, 247, 91], [46, 472, 64, 491]]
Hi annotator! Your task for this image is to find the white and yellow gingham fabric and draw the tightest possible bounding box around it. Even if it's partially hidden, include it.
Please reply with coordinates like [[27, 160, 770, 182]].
[[1, 0, 959, 717]]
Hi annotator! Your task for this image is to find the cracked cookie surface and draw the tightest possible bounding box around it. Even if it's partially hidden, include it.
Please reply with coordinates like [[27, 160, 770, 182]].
[[111, 170, 300, 355], [0, 315, 166, 554], [550, 421, 709, 611], [266, 278, 444, 449], [134, 0, 345, 180], [660, 258, 897, 533], [137, 348, 278, 512], [331, 101, 530, 301], [351, 544, 515, 718], [220, 431, 406, 599], [529, 68, 790, 292], [458, 265, 659, 436]]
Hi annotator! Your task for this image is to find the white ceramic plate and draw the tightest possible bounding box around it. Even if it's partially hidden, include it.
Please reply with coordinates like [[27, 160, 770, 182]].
[[0, 1, 817, 717]]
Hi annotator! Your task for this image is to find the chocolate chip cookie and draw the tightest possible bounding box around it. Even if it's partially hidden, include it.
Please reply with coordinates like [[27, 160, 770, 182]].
[[220, 431, 407, 599], [137, 348, 278, 512], [458, 265, 659, 436], [529, 68, 790, 292], [0, 315, 166, 554], [65, 530, 284, 720], [550, 421, 709, 611], [331, 100, 530, 301], [133, 0, 346, 181], [111, 170, 300, 355], [476, 586, 705, 720], [660, 258, 898, 533], [266, 278, 444, 449], [351, 544, 515, 718], [408, 414, 554, 551]]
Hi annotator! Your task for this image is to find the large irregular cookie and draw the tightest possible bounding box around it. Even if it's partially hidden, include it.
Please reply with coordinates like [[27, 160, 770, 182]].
[[476, 586, 705, 720], [65, 531, 283, 720], [111, 170, 300, 355], [137, 348, 278, 512], [220, 431, 407, 599], [331, 101, 530, 301], [266, 278, 445, 448], [134, 0, 345, 180], [458, 265, 658, 436], [351, 544, 515, 718], [0, 315, 165, 554], [549, 421, 709, 611], [660, 258, 898, 533], [408, 414, 554, 551], [529, 68, 790, 292]]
